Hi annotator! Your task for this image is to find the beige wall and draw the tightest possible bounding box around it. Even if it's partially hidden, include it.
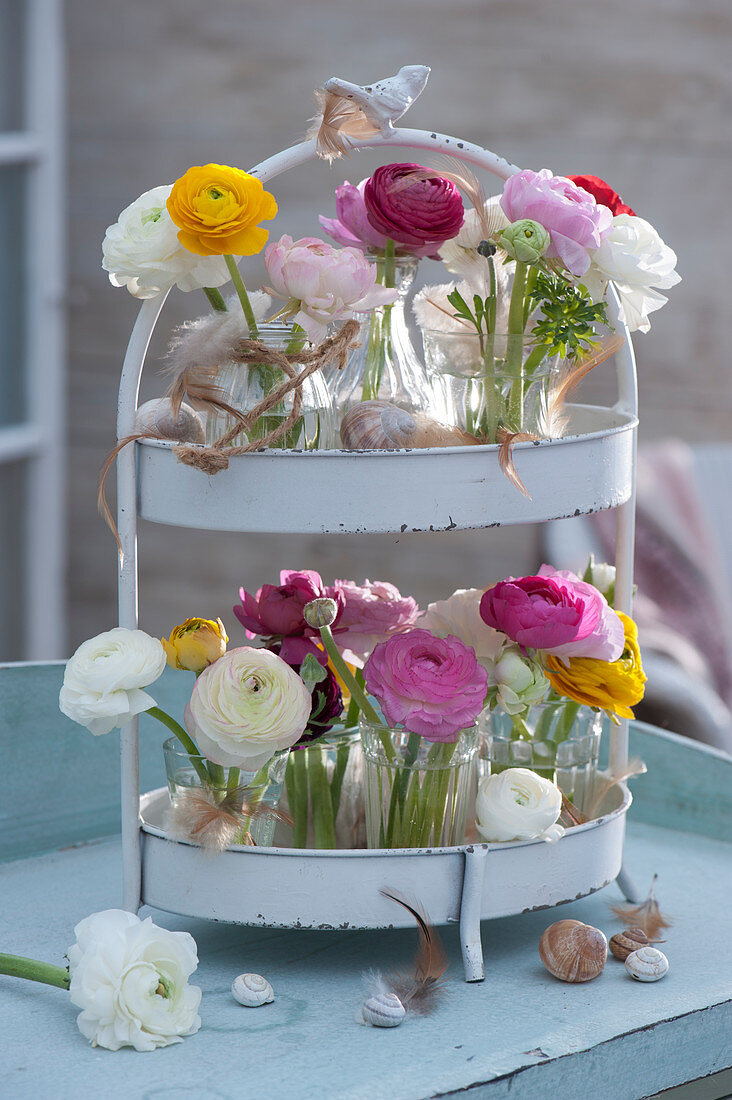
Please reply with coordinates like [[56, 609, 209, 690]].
[[66, 0, 732, 654]]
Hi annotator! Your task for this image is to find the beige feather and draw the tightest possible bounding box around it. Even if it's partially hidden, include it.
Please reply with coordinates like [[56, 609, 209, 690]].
[[559, 794, 589, 828], [497, 427, 540, 498], [307, 89, 380, 161], [609, 874, 672, 939], [536, 334, 626, 439], [377, 890, 448, 1015], [585, 757, 647, 820], [164, 786, 292, 855]]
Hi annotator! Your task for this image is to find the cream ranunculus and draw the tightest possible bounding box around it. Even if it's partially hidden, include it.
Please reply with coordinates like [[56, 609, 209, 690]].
[[68, 910, 201, 1052], [581, 214, 680, 333], [419, 588, 504, 672], [485, 643, 550, 715], [185, 646, 311, 769], [59, 628, 167, 735], [475, 768, 564, 843], [102, 185, 232, 299]]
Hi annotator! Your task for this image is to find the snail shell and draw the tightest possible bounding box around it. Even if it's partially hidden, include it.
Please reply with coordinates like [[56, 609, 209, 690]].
[[340, 400, 479, 451], [232, 973, 274, 1006], [538, 919, 607, 983], [135, 398, 205, 443], [609, 928, 650, 961], [361, 992, 406, 1028], [625, 947, 669, 982]]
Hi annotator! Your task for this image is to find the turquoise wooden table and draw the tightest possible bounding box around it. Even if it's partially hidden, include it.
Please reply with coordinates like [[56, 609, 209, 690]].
[[1, 663, 731, 1100]]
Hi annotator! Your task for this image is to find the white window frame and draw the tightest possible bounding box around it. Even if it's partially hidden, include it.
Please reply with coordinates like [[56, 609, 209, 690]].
[[0, 0, 65, 658]]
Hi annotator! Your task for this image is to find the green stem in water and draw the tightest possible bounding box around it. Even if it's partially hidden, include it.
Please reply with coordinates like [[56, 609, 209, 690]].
[[506, 259, 528, 428], [287, 750, 309, 848], [226, 767, 241, 793], [203, 286, 228, 312], [146, 706, 210, 785], [554, 700, 582, 743], [308, 750, 336, 849], [0, 953, 70, 990], [224, 254, 259, 338]]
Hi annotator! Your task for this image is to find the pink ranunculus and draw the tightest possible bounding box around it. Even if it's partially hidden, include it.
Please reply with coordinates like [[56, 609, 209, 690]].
[[319, 179, 391, 252], [264, 235, 397, 344], [500, 169, 612, 278], [363, 629, 488, 743], [363, 164, 465, 255], [234, 569, 343, 664], [536, 565, 624, 661], [329, 578, 420, 665], [480, 575, 590, 654]]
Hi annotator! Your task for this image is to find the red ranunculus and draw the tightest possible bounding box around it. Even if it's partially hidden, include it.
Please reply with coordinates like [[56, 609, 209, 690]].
[[567, 175, 635, 217], [363, 163, 464, 254]]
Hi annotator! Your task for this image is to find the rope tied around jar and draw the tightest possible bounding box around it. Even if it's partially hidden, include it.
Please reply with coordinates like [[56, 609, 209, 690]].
[[174, 319, 360, 473]]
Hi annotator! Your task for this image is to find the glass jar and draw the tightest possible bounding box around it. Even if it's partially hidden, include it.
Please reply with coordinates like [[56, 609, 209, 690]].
[[325, 256, 437, 429], [277, 730, 365, 849], [478, 703, 605, 815], [205, 321, 336, 451], [163, 737, 289, 848], [421, 329, 563, 442], [360, 720, 478, 849]]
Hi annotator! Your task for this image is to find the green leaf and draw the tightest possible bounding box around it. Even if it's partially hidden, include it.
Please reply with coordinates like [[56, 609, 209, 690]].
[[299, 652, 328, 694]]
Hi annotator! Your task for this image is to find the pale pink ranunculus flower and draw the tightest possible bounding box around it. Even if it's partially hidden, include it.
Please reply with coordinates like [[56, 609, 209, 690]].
[[264, 235, 397, 343], [580, 214, 680, 334], [329, 578, 420, 665], [500, 169, 612, 278], [319, 179, 391, 252], [363, 628, 488, 742]]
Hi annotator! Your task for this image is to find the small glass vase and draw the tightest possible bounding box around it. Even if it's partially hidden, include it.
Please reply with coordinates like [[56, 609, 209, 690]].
[[278, 729, 365, 849], [421, 329, 563, 442], [163, 737, 289, 847], [478, 703, 605, 815], [205, 321, 336, 451], [360, 719, 478, 849], [326, 255, 436, 427]]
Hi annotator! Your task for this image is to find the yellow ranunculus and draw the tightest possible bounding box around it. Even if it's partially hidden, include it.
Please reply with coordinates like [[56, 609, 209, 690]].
[[166, 164, 277, 257], [544, 612, 646, 719], [162, 618, 228, 674]]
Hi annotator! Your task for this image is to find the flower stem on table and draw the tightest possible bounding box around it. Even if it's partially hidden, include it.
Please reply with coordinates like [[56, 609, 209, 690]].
[[0, 953, 69, 990]]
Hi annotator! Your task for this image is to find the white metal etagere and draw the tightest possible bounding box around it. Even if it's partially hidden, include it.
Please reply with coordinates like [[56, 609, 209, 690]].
[[116, 125, 639, 981]]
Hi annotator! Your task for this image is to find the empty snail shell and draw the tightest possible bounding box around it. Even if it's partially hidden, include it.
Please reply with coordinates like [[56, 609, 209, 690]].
[[135, 398, 205, 443], [625, 947, 669, 982], [361, 992, 406, 1028], [538, 919, 607, 983], [232, 973, 274, 1006], [340, 400, 479, 451], [609, 928, 650, 961]]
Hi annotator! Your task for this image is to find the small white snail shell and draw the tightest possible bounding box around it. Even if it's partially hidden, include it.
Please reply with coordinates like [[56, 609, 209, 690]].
[[625, 947, 670, 982], [232, 973, 275, 1006], [340, 400, 478, 451], [135, 398, 205, 443], [361, 992, 406, 1028]]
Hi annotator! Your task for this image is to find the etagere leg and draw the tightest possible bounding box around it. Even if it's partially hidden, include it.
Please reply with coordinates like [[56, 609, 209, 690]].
[[460, 846, 488, 982], [615, 864, 640, 904]]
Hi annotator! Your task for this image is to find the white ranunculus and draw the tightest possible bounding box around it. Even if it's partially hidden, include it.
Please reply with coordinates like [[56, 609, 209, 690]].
[[475, 767, 564, 843], [68, 910, 201, 1052], [418, 589, 504, 670], [102, 185, 232, 299], [185, 646, 311, 769], [486, 644, 550, 715], [582, 214, 680, 333], [438, 199, 509, 285], [59, 627, 166, 735]]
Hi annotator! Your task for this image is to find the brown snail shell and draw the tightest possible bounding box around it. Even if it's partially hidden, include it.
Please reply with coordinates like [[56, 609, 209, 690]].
[[609, 928, 650, 961], [538, 919, 607, 983], [135, 398, 205, 443], [340, 400, 479, 450]]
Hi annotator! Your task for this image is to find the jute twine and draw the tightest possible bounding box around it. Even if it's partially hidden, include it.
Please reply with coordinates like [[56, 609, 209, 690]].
[[174, 319, 360, 474]]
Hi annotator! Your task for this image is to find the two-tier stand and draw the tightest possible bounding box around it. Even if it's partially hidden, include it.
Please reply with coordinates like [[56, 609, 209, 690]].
[[116, 130, 639, 981]]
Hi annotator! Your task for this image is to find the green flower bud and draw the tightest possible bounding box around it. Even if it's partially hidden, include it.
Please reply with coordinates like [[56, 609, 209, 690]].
[[499, 219, 551, 263], [485, 645, 549, 715], [303, 598, 339, 629]]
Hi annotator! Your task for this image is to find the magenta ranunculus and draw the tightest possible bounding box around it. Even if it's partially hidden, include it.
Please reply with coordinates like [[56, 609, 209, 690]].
[[363, 628, 488, 742], [479, 567, 624, 661], [363, 164, 464, 255], [234, 569, 343, 664], [536, 565, 624, 661], [330, 578, 420, 664], [500, 169, 612, 278]]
